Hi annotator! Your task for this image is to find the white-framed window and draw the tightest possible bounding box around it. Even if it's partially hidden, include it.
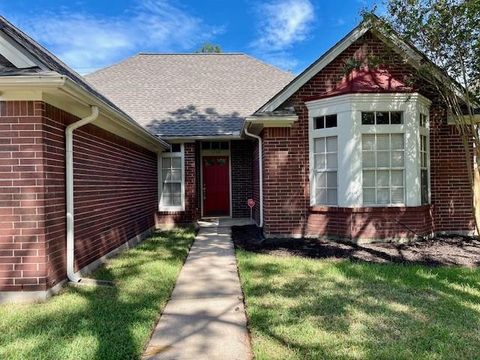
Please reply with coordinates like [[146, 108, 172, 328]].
[[159, 144, 184, 211], [313, 136, 338, 205], [362, 133, 405, 205]]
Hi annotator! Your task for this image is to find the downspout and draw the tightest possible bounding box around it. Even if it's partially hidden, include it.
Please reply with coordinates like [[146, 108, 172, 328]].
[[66, 106, 99, 283], [244, 124, 264, 227]]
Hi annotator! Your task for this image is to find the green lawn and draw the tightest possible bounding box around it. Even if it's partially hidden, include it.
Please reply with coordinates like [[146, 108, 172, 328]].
[[236, 250, 480, 360], [0, 228, 195, 360]]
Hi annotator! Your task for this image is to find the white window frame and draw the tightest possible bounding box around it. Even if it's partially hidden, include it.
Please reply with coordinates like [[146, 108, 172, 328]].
[[158, 144, 185, 212], [307, 93, 432, 207]]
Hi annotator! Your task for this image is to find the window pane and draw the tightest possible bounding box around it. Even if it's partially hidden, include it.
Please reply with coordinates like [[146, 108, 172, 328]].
[[172, 157, 181, 169], [325, 115, 337, 128], [421, 169, 429, 204], [391, 170, 404, 186], [391, 134, 404, 150], [376, 112, 389, 124], [315, 188, 327, 204], [326, 153, 337, 169], [220, 142, 229, 150], [162, 170, 170, 182], [315, 154, 326, 170], [315, 172, 326, 188], [202, 142, 210, 150], [377, 151, 390, 167], [390, 112, 403, 124], [363, 170, 375, 187], [162, 158, 171, 169], [362, 135, 375, 150], [327, 189, 337, 205], [314, 117, 324, 129], [314, 138, 325, 153], [391, 151, 404, 167], [391, 188, 404, 204], [327, 171, 337, 187], [363, 151, 375, 168], [377, 134, 389, 150], [326, 136, 337, 152], [170, 170, 181, 181], [172, 195, 182, 206], [377, 189, 390, 204], [363, 188, 375, 204], [362, 112, 375, 125], [171, 144, 181, 153], [377, 170, 389, 187]]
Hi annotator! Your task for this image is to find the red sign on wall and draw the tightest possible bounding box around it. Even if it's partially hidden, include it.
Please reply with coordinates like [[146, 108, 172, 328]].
[[247, 199, 255, 208]]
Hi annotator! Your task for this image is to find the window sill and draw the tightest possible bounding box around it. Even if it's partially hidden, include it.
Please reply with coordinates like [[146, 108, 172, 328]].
[[309, 204, 432, 214], [158, 207, 185, 213]]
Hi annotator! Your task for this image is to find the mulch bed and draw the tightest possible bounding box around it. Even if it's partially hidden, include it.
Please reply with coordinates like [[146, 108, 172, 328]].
[[232, 225, 480, 267]]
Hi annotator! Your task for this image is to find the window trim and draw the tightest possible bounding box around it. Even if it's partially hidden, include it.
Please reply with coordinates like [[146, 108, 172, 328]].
[[158, 144, 185, 212], [419, 112, 430, 204]]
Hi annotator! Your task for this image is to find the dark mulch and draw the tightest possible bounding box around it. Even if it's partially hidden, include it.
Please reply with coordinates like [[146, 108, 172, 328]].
[[232, 225, 480, 267]]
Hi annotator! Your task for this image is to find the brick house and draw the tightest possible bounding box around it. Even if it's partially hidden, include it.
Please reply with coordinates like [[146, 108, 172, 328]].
[[0, 16, 476, 302]]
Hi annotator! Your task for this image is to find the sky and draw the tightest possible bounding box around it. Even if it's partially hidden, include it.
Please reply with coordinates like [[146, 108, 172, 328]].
[[0, 0, 380, 75]]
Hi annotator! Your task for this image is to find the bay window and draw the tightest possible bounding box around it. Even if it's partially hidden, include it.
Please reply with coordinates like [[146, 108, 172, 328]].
[[307, 93, 431, 208], [159, 144, 184, 211]]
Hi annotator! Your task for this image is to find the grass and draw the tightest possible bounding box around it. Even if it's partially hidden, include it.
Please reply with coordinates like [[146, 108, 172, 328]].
[[0, 228, 195, 360], [236, 250, 480, 360]]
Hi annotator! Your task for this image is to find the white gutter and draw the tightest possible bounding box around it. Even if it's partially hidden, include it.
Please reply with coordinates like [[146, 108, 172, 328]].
[[66, 105, 99, 283], [244, 124, 264, 227]]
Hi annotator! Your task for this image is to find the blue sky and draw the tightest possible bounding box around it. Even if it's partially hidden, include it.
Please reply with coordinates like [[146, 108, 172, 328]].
[[1, 0, 379, 75]]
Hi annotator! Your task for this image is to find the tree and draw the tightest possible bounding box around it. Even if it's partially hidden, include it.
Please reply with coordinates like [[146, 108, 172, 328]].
[[363, 1, 480, 232], [196, 43, 222, 53]]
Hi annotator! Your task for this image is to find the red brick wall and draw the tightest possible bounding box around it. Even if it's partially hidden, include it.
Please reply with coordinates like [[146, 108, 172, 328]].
[[155, 142, 199, 225], [306, 205, 433, 241], [252, 141, 261, 225], [231, 140, 254, 218], [0, 101, 48, 292], [0, 101, 159, 292], [261, 31, 474, 239]]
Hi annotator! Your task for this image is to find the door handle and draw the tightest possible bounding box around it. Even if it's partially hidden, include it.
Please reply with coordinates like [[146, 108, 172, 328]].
[[203, 186, 206, 200]]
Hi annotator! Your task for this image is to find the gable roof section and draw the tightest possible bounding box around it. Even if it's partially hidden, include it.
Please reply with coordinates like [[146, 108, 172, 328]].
[[0, 16, 169, 150], [86, 53, 294, 138], [256, 19, 463, 114], [256, 24, 370, 113]]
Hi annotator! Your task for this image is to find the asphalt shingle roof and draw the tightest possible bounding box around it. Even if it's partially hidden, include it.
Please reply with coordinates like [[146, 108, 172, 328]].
[[85, 53, 294, 137]]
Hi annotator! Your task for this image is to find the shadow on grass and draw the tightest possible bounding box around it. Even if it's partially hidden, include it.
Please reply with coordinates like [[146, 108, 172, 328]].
[[237, 250, 480, 359], [0, 229, 195, 360]]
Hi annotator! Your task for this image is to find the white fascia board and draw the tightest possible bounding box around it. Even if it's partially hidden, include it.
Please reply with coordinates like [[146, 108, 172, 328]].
[[161, 135, 242, 141], [246, 115, 298, 127], [258, 25, 370, 113]]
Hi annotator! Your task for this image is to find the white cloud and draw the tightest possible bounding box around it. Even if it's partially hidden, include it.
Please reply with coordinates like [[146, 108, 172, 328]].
[[251, 0, 314, 73], [8, 0, 222, 74], [252, 0, 314, 51]]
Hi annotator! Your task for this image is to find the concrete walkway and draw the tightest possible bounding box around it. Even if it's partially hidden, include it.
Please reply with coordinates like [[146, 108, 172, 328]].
[[143, 219, 252, 360]]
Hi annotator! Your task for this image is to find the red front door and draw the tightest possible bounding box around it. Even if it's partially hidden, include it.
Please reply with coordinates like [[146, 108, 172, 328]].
[[202, 156, 230, 216]]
